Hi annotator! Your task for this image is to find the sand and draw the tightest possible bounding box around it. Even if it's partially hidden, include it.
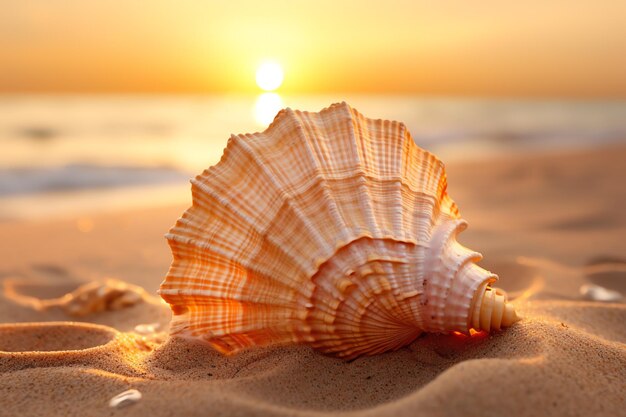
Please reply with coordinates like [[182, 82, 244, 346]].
[[0, 145, 625, 417]]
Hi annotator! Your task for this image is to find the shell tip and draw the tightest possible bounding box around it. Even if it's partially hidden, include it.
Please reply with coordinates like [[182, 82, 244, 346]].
[[472, 287, 521, 332], [502, 302, 521, 327]]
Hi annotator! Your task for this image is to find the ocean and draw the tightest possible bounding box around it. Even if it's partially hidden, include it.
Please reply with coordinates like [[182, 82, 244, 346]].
[[1, 94, 625, 220]]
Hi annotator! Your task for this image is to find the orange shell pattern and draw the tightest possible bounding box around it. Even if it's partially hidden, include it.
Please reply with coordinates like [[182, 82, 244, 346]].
[[159, 102, 504, 359]]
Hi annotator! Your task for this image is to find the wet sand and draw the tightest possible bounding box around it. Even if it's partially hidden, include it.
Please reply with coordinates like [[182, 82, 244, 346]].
[[0, 145, 625, 416]]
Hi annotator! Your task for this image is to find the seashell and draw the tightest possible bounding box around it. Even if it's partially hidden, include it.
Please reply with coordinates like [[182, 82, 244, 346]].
[[159, 102, 519, 359], [4, 278, 146, 317]]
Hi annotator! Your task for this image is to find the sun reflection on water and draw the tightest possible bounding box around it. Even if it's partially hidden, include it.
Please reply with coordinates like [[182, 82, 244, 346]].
[[254, 93, 283, 126]]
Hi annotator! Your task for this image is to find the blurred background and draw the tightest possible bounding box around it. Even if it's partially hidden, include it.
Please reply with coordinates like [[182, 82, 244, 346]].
[[1, 0, 625, 220]]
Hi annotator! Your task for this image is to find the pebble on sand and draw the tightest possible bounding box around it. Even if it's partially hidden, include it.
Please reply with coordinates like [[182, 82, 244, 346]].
[[108, 389, 142, 409]]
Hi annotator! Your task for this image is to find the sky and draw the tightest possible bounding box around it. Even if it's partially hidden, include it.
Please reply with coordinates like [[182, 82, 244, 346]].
[[1, 1, 625, 97]]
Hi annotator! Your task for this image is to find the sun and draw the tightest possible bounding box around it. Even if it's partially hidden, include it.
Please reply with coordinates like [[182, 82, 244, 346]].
[[255, 61, 284, 91]]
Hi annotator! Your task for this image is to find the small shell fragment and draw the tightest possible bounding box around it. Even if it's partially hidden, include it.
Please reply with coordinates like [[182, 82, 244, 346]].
[[108, 389, 142, 409], [580, 284, 623, 302]]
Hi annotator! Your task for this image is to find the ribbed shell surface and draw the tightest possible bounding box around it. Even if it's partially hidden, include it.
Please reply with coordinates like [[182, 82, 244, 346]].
[[159, 102, 496, 359]]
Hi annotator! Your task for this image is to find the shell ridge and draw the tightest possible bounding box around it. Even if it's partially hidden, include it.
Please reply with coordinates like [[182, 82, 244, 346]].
[[171, 134, 312, 282], [379, 260, 421, 325], [297, 108, 352, 244], [455, 263, 497, 331], [168, 299, 306, 352], [310, 238, 420, 301], [189, 172, 332, 280], [244, 109, 357, 275], [421, 219, 466, 331], [421, 218, 496, 332], [441, 256, 483, 329], [307, 238, 426, 354], [440, 241, 489, 327], [182, 133, 324, 276], [392, 121, 411, 240], [347, 107, 383, 237], [159, 287, 298, 307], [164, 232, 313, 300], [313, 321, 420, 358], [269, 109, 350, 258], [317, 104, 380, 238], [165, 230, 308, 289], [312, 280, 401, 332]]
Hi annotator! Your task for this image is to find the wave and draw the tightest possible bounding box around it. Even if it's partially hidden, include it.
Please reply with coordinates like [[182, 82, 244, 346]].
[[0, 164, 191, 197]]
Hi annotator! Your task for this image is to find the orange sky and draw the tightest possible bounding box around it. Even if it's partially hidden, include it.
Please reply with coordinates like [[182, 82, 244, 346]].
[[1, 1, 625, 97]]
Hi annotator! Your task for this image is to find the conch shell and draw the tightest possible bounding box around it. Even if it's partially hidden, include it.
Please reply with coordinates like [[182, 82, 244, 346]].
[[159, 102, 519, 359]]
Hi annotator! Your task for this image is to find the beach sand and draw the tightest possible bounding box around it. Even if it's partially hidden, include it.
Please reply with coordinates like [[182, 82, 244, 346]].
[[1, 146, 625, 416]]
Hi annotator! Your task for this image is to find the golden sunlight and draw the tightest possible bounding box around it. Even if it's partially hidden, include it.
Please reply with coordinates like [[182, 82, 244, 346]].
[[254, 93, 283, 125], [255, 61, 284, 92]]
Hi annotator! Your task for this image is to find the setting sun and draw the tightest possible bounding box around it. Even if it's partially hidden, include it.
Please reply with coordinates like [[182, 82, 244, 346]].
[[255, 61, 284, 91]]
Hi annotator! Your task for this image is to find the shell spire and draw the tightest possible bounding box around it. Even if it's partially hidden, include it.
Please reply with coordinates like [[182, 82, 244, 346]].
[[159, 102, 519, 359]]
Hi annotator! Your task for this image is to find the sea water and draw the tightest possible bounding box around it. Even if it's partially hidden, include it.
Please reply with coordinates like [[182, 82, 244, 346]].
[[1, 94, 624, 219]]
